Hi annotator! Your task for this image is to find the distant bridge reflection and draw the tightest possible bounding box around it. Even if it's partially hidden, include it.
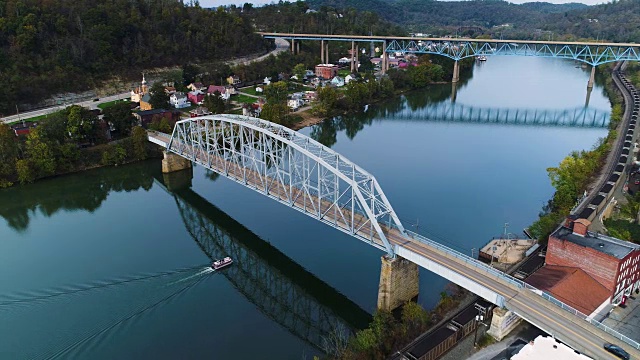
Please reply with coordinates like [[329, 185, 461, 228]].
[[156, 174, 371, 352], [378, 101, 610, 128]]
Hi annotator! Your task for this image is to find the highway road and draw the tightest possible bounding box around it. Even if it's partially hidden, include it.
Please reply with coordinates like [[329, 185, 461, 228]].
[[0, 38, 289, 125]]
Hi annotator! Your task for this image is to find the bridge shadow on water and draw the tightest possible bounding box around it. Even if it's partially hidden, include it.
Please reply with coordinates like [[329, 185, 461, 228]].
[[155, 169, 372, 351]]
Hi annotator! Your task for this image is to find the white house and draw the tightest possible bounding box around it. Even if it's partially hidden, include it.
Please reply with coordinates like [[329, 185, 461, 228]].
[[331, 76, 345, 87], [288, 98, 304, 110], [263, 77, 272, 85], [170, 92, 190, 109], [345, 74, 356, 84], [338, 57, 351, 64], [255, 86, 263, 93]]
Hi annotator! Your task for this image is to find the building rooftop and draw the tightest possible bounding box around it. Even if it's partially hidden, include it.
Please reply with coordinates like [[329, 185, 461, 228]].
[[526, 265, 609, 315], [511, 336, 592, 360], [552, 226, 640, 259]]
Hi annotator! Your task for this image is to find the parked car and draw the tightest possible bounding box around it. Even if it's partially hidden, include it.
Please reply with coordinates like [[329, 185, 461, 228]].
[[604, 343, 630, 360]]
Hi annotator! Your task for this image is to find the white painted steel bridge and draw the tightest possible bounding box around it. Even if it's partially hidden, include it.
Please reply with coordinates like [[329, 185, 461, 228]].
[[148, 115, 640, 359]]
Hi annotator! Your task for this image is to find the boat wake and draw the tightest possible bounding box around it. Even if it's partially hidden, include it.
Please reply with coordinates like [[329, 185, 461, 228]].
[[165, 267, 215, 286]]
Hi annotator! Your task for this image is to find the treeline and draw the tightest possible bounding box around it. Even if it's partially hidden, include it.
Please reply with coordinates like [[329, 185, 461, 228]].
[[306, 0, 640, 42], [0, 105, 153, 187], [0, 0, 268, 115]]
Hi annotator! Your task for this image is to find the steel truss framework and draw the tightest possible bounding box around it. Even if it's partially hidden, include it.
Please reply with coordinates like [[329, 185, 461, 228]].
[[259, 33, 640, 66], [385, 40, 640, 65], [168, 114, 409, 256], [173, 192, 359, 350], [382, 103, 610, 128]]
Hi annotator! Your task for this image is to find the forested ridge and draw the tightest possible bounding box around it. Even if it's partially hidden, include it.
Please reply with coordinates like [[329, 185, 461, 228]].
[[0, 0, 268, 115], [306, 0, 640, 42]]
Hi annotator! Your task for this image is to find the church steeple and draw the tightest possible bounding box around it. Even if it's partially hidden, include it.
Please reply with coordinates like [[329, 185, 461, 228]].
[[141, 73, 148, 94]]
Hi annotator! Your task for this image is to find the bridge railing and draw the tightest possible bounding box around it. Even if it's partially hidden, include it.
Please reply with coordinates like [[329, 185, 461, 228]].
[[397, 227, 640, 350]]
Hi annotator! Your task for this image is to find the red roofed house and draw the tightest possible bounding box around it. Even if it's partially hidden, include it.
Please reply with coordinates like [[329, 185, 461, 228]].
[[526, 217, 640, 314], [187, 90, 205, 105]]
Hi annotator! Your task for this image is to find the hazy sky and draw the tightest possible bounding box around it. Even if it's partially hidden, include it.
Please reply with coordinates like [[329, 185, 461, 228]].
[[201, 0, 609, 7]]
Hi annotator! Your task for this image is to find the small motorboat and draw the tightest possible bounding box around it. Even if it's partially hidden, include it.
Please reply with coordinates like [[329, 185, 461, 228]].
[[212, 257, 233, 270], [476, 55, 487, 61]]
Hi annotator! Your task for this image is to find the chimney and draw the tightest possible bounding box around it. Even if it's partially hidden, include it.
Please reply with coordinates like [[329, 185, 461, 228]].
[[572, 218, 591, 237], [564, 214, 579, 228]]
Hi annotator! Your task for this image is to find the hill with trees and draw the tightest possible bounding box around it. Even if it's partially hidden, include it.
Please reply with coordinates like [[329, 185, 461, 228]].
[[0, 0, 269, 115]]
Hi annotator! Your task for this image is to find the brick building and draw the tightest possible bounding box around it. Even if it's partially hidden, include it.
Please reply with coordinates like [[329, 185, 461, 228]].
[[315, 64, 338, 80], [536, 218, 640, 309]]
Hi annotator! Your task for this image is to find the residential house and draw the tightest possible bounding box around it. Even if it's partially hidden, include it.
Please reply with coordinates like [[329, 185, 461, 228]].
[[303, 91, 318, 102], [227, 75, 241, 86], [304, 70, 315, 79], [187, 90, 205, 105], [255, 86, 264, 93], [207, 85, 230, 100], [164, 86, 176, 95], [315, 64, 339, 80], [345, 74, 356, 84], [140, 93, 153, 110], [11, 122, 38, 137], [135, 109, 181, 128], [338, 57, 351, 65], [331, 76, 345, 87], [189, 106, 212, 118], [187, 82, 205, 92], [287, 98, 304, 111], [130, 74, 149, 103], [263, 77, 271, 85], [526, 217, 640, 315], [170, 92, 190, 109]]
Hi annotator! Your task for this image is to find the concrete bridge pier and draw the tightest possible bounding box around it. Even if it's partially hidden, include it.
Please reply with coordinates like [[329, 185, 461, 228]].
[[382, 40, 388, 75], [162, 151, 192, 174], [587, 65, 596, 89], [452, 60, 460, 83], [585, 86, 593, 107], [351, 41, 355, 72], [377, 255, 419, 312], [291, 38, 295, 54], [325, 42, 330, 63], [320, 40, 325, 63]]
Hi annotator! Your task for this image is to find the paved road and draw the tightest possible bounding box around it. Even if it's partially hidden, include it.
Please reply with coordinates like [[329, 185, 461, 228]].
[[1, 38, 290, 125]]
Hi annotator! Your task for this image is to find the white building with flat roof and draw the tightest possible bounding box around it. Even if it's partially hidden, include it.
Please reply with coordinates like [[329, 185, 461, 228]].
[[512, 336, 592, 360]]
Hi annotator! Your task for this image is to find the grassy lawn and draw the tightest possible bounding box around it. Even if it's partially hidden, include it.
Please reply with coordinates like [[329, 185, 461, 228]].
[[238, 87, 263, 96], [98, 98, 130, 110], [7, 112, 52, 125], [177, 104, 197, 113], [338, 69, 351, 77], [233, 94, 258, 104]]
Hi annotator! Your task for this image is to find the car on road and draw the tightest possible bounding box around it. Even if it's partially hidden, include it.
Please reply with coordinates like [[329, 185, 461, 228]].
[[604, 343, 630, 360]]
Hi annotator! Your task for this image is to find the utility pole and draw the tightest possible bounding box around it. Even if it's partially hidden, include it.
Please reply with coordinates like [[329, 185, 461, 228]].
[[473, 313, 485, 347]]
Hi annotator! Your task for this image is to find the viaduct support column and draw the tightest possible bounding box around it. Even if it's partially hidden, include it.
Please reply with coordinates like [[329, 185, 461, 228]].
[[377, 255, 419, 312], [351, 41, 355, 72], [355, 45, 360, 72], [452, 60, 460, 83], [325, 42, 329, 63], [382, 41, 387, 75], [162, 151, 192, 174], [291, 38, 295, 54], [587, 64, 596, 89], [296, 42, 299, 54], [321, 40, 325, 64]]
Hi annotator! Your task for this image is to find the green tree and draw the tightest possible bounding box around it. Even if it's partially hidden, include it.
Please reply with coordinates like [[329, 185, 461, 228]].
[[149, 82, 170, 110], [314, 86, 339, 116], [131, 126, 148, 160], [182, 63, 199, 86], [64, 105, 98, 143], [104, 102, 136, 136], [15, 159, 36, 184], [262, 81, 289, 124], [292, 63, 306, 81], [25, 128, 56, 178], [0, 124, 19, 187], [401, 301, 430, 335], [159, 118, 172, 133], [204, 92, 226, 114]]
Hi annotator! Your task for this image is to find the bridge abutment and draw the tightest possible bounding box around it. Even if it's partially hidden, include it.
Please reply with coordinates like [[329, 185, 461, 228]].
[[377, 255, 419, 311], [162, 151, 192, 174]]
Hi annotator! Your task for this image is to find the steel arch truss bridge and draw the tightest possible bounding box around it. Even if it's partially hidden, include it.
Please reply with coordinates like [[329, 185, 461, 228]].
[[168, 115, 409, 256], [387, 39, 640, 65]]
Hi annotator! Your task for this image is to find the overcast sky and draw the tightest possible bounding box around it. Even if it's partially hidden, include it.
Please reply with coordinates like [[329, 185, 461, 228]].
[[200, 0, 609, 8]]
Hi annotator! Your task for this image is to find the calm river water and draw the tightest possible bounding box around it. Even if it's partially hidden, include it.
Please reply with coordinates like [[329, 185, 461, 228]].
[[0, 57, 611, 359]]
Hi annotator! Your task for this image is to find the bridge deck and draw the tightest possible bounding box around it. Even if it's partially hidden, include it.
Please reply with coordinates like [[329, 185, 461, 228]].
[[149, 130, 640, 359]]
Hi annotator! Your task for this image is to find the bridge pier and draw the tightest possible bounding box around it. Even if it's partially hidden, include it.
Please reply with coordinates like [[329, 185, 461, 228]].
[[377, 255, 419, 312], [325, 42, 330, 63], [382, 40, 387, 75], [351, 41, 355, 72], [585, 86, 592, 107], [320, 40, 324, 63], [452, 60, 460, 83], [162, 151, 192, 174], [587, 65, 596, 89], [291, 38, 295, 54], [451, 82, 458, 103]]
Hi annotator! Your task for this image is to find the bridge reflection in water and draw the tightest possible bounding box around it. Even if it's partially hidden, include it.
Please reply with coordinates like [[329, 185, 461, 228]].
[[155, 172, 371, 352], [379, 102, 610, 128]]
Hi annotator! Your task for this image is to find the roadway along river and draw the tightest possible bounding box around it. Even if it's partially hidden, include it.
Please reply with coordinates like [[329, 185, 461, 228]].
[[0, 56, 611, 359]]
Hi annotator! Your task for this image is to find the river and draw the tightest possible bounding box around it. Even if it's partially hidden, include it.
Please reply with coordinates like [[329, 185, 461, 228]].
[[0, 56, 611, 359]]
